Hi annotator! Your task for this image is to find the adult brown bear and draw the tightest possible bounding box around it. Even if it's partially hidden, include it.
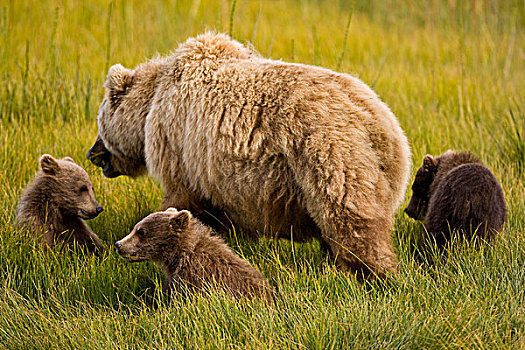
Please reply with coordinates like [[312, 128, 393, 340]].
[[88, 32, 411, 278]]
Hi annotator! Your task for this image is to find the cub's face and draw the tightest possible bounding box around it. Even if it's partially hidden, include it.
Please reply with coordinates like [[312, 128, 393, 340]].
[[115, 209, 191, 262], [40, 155, 103, 220], [87, 64, 147, 178], [404, 155, 438, 220]]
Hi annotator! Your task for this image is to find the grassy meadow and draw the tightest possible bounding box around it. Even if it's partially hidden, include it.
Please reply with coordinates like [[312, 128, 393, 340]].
[[1, 0, 524, 348]]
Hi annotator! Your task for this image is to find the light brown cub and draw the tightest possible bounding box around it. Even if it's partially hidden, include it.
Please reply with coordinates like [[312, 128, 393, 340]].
[[16, 154, 105, 253], [115, 208, 274, 302]]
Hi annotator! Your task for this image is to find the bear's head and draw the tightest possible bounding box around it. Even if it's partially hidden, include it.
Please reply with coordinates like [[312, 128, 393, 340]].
[[39, 154, 103, 220], [87, 63, 157, 178], [88, 33, 253, 179], [404, 154, 438, 220], [115, 208, 192, 262]]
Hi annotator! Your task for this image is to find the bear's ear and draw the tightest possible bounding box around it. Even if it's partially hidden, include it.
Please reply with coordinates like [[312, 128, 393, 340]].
[[169, 210, 191, 232], [423, 155, 438, 170], [165, 207, 179, 213], [105, 64, 134, 107], [40, 154, 60, 175], [62, 156, 76, 164]]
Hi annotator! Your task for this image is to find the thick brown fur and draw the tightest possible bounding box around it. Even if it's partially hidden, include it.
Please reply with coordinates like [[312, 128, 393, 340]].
[[115, 208, 275, 302], [16, 155, 105, 253], [88, 32, 411, 278], [405, 150, 507, 247]]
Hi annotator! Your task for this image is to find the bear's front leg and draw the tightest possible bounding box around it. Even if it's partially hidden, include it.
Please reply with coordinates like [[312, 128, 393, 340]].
[[74, 221, 105, 255], [160, 179, 203, 211], [161, 185, 229, 232]]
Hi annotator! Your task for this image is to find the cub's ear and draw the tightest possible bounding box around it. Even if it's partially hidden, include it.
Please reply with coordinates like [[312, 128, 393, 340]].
[[104, 64, 134, 107], [62, 156, 76, 164], [165, 207, 179, 213], [40, 154, 60, 175], [169, 210, 191, 232], [423, 154, 438, 170]]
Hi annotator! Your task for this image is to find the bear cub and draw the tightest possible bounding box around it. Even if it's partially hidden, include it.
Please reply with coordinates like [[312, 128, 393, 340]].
[[405, 150, 506, 248], [16, 154, 105, 253], [115, 208, 274, 302]]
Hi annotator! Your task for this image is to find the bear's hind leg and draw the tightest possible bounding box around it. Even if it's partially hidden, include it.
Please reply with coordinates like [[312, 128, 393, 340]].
[[321, 214, 398, 279], [288, 130, 400, 278]]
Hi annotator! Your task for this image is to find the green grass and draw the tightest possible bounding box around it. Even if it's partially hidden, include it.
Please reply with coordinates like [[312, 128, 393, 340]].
[[1, 0, 524, 348]]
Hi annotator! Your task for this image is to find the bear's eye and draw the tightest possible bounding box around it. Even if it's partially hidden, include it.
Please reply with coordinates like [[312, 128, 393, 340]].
[[136, 228, 145, 237], [79, 185, 88, 192]]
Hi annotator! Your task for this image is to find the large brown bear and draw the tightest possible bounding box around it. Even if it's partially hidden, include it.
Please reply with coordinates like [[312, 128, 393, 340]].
[[115, 208, 275, 302], [17, 154, 105, 253], [88, 32, 411, 278]]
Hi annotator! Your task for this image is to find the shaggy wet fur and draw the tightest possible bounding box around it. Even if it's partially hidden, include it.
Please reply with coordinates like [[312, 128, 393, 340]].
[[405, 150, 506, 247], [88, 32, 411, 278], [16, 155, 105, 253], [115, 209, 274, 302]]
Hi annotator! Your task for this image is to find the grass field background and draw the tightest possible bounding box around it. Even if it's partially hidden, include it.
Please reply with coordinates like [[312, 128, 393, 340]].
[[1, 0, 524, 348]]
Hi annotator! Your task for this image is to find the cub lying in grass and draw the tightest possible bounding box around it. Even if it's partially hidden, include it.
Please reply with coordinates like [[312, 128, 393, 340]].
[[115, 208, 274, 302], [16, 154, 105, 253]]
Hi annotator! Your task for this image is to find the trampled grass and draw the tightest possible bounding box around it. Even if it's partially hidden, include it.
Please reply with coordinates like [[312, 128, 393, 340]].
[[0, 0, 524, 348]]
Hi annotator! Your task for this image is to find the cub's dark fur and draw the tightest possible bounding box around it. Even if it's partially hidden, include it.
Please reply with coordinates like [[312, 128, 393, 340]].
[[405, 150, 506, 247]]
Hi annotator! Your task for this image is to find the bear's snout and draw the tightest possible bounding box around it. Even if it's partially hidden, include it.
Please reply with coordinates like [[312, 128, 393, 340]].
[[87, 137, 123, 176], [82, 206, 103, 220], [87, 137, 109, 166], [404, 204, 417, 219], [114, 237, 144, 262], [87, 136, 126, 178], [404, 200, 425, 221], [114, 240, 126, 255]]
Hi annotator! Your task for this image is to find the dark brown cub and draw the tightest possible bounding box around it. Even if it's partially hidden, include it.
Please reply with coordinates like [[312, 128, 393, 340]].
[[405, 150, 506, 248]]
